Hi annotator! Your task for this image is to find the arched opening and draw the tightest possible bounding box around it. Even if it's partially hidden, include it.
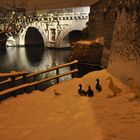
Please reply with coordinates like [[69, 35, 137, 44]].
[[25, 27, 44, 46], [60, 34, 69, 48], [68, 30, 84, 46]]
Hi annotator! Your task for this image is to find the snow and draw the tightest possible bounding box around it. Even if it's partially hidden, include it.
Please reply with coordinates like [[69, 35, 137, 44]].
[[107, 56, 140, 88], [76, 37, 104, 46], [0, 69, 140, 140]]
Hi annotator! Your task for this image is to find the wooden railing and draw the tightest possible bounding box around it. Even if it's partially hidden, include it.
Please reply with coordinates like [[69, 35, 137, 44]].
[[0, 71, 28, 85], [0, 60, 78, 100], [26, 59, 78, 82]]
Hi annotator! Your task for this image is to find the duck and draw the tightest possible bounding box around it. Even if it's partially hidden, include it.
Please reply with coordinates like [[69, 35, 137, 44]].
[[106, 77, 122, 96], [127, 77, 140, 99], [78, 84, 87, 96], [54, 90, 61, 96], [87, 85, 94, 97], [95, 78, 102, 92]]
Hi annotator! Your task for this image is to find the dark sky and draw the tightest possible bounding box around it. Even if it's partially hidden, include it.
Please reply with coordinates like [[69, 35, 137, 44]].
[[0, 0, 98, 10]]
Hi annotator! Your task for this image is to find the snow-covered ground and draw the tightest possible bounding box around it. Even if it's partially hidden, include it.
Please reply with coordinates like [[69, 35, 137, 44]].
[[0, 70, 140, 140]]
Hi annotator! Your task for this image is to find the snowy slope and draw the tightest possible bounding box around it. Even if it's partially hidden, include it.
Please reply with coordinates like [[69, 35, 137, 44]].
[[0, 70, 140, 140]]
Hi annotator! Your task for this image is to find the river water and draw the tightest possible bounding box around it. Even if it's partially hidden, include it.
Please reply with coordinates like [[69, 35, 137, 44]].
[[0, 46, 72, 85]]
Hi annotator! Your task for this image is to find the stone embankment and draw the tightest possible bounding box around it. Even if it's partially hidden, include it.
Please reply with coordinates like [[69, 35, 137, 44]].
[[70, 40, 103, 65], [88, 0, 140, 87]]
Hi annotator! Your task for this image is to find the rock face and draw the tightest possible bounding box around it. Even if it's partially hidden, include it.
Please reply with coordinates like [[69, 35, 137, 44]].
[[108, 0, 140, 87], [70, 41, 103, 77], [89, 0, 117, 48], [89, 0, 117, 67], [111, 0, 140, 62], [89, 0, 140, 87]]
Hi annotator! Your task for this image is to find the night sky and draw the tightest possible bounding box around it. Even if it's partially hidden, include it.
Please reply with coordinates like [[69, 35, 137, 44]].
[[0, 0, 98, 10]]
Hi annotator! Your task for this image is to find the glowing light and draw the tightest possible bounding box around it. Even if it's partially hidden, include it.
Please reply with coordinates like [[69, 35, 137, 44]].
[[12, 11, 15, 15]]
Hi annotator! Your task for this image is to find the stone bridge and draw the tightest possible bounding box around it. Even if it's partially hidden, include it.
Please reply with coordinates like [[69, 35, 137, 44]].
[[7, 7, 89, 48]]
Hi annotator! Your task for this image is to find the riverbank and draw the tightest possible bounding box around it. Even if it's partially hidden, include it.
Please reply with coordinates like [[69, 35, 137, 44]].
[[0, 69, 140, 140]]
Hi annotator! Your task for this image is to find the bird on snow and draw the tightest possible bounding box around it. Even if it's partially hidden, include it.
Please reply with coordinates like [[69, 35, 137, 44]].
[[127, 77, 140, 99], [106, 77, 122, 96], [87, 85, 94, 97], [78, 84, 87, 96], [54, 90, 61, 96], [95, 78, 102, 92]]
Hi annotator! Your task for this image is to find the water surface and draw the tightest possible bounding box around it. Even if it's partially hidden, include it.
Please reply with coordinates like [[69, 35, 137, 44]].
[[0, 46, 72, 84]]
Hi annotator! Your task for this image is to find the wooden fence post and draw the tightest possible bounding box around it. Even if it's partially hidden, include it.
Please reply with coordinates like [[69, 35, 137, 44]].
[[23, 75, 27, 92], [35, 84, 38, 90], [11, 76, 17, 97], [23, 75, 27, 84], [34, 75, 38, 90], [56, 68, 59, 83], [34, 75, 37, 81], [72, 60, 78, 78]]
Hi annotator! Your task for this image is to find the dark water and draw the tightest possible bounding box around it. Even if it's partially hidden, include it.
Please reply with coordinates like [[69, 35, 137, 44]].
[[0, 46, 72, 84]]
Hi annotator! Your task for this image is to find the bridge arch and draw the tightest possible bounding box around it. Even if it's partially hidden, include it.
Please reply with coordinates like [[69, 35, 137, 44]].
[[57, 20, 88, 47], [68, 30, 84, 46], [60, 30, 84, 47], [18, 22, 48, 46], [16, 14, 88, 48], [25, 27, 44, 46], [59, 29, 84, 47]]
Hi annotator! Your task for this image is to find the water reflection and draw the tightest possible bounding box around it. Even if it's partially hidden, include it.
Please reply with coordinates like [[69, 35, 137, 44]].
[[25, 45, 45, 66], [0, 47, 7, 56], [0, 46, 71, 82]]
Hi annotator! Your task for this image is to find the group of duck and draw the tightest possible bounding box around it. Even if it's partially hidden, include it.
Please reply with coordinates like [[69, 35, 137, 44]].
[[54, 76, 139, 100], [78, 78, 102, 97], [78, 76, 125, 97]]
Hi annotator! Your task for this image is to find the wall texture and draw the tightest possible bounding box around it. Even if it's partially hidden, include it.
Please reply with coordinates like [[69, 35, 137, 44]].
[[89, 0, 117, 48], [70, 42, 103, 64], [89, 0, 140, 87], [89, 0, 117, 67], [108, 0, 140, 87]]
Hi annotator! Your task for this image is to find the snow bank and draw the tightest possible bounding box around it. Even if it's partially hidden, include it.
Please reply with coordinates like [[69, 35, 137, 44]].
[[76, 37, 104, 46], [0, 70, 140, 140]]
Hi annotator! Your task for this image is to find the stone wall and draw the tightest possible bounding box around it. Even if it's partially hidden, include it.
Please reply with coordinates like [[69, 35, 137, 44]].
[[89, 0, 117, 48], [89, 0, 140, 87], [108, 0, 140, 87], [89, 0, 117, 67], [70, 42, 103, 65]]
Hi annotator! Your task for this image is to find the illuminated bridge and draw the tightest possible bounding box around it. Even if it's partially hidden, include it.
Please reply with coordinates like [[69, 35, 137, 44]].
[[3, 7, 89, 48]]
